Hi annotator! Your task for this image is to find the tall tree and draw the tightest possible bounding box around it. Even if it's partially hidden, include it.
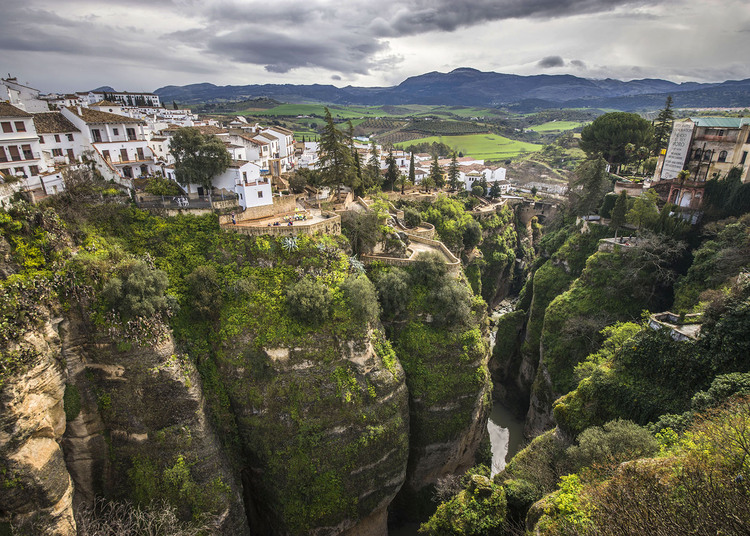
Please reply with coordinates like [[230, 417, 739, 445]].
[[429, 153, 444, 189], [408, 152, 415, 188], [626, 189, 659, 230], [447, 152, 461, 191], [365, 140, 380, 191], [318, 108, 355, 194], [384, 149, 399, 191], [652, 95, 674, 155], [579, 112, 654, 172], [610, 190, 628, 239], [568, 156, 611, 216], [170, 127, 231, 202], [347, 121, 363, 194]]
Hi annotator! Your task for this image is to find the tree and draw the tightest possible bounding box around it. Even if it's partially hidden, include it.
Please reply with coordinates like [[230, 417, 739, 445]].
[[170, 127, 231, 201], [488, 181, 502, 199], [408, 152, 416, 189], [568, 156, 611, 216], [447, 152, 461, 191], [635, 146, 650, 175], [610, 191, 628, 239], [403, 207, 422, 228], [102, 259, 172, 319], [185, 265, 223, 322], [652, 95, 674, 155], [288, 172, 308, 193], [579, 113, 654, 172], [347, 121, 363, 194], [172, 101, 178, 110], [429, 153, 444, 189], [342, 211, 381, 255], [365, 140, 380, 191], [286, 276, 332, 324], [318, 108, 356, 193], [384, 148, 399, 191], [376, 268, 411, 319], [626, 189, 659, 230]]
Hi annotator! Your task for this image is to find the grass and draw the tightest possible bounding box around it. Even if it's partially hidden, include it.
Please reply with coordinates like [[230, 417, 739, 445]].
[[395, 133, 542, 160], [528, 121, 586, 133], [244, 104, 407, 119]]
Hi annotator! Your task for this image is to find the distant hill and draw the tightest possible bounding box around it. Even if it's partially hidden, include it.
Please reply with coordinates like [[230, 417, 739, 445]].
[[153, 68, 750, 111]]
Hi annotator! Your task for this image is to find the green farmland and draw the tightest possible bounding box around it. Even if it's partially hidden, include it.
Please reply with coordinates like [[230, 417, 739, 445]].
[[395, 134, 542, 160], [528, 120, 586, 132]]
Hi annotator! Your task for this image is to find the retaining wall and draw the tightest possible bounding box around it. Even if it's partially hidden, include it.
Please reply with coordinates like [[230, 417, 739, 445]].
[[221, 212, 341, 237]]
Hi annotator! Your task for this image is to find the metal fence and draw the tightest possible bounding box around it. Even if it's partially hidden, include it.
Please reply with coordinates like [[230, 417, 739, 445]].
[[135, 192, 238, 210]]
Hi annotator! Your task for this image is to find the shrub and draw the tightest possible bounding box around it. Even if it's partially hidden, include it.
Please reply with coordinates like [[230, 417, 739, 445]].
[[429, 278, 473, 328], [566, 419, 659, 474], [63, 384, 82, 421], [403, 207, 422, 228], [286, 276, 332, 324], [411, 252, 448, 287], [339, 275, 380, 326], [471, 184, 485, 197], [376, 268, 411, 319], [102, 259, 172, 319], [185, 265, 223, 322], [144, 176, 182, 196]]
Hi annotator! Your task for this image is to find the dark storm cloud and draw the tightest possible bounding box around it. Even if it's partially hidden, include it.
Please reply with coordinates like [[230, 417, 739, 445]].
[[331, 75, 342, 80], [571, 60, 587, 68], [538, 55, 565, 68], [166, 0, 652, 75]]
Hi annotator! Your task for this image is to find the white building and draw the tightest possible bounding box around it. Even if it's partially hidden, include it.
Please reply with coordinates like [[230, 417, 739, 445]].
[[33, 112, 87, 167], [0, 102, 49, 190], [62, 106, 158, 182], [82, 91, 161, 108], [261, 126, 296, 171], [1, 77, 50, 113]]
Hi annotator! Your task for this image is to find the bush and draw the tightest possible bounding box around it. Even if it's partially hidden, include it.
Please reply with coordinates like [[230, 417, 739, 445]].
[[462, 219, 482, 251], [471, 184, 485, 197], [102, 259, 172, 319], [144, 176, 183, 196], [411, 252, 448, 287], [185, 265, 223, 322], [403, 207, 422, 228], [429, 278, 473, 327], [64, 384, 82, 421], [376, 268, 411, 319], [339, 275, 380, 326], [566, 419, 659, 474], [286, 276, 332, 324]]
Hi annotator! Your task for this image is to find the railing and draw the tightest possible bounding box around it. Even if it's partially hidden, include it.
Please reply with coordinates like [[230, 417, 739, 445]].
[[135, 192, 238, 210]]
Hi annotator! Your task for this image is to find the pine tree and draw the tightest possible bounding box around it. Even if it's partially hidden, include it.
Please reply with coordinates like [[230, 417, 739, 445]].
[[385, 149, 399, 191], [652, 95, 674, 155], [365, 140, 380, 191], [408, 152, 415, 188], [318, 108, 355, 194], [448, 152, 460, 191], [172, 101, 178, 110], [610, 190, 628, 239], [347, 121, 363, 193], [429, 153, 444, 189]]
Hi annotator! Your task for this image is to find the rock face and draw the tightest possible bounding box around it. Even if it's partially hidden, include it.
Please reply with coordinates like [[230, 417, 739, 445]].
[[0, 316, 76, 535], [60, 315, 251, 534], [218, 328, 410, 535]]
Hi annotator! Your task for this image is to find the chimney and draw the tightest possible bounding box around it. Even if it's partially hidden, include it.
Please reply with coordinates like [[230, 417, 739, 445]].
[[77, 105, 82, 115]]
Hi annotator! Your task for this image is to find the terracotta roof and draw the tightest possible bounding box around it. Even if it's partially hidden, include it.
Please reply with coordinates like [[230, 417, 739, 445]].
[[228, 160, 250, 168], [33, 112, 80, 134], [0, 102, 32, 118], [91, 100, 119, 107], [65, 106, 145, 125]]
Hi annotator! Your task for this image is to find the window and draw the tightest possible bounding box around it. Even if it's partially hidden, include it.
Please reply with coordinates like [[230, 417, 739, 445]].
[[14, 121, 26, 132], [693, 149, 702, 160], [0, 147, 6, 162], [39, 136, 45, 144], [54, 134, 60, 143], [14, 167, 26, 177], [257, 191, 263, 198], [21, 145, 32, 160], [1, 122, 12, 133], [66, 134, 73, 142], [242, 172, 247, 181], [126, 128, 136, 141], [703, 151, 711, 161], [718, 150, 728, 163], [718, 130, 725, 136], [52, 148, 63, 157], [66, 149, 75, 161], [29, 165, 39, 176], [102, 150, 110, 161], [120, 149, 129, 162], [136, 148, 144, 160], [9, 146, 21, 161], [91, 129, 102, 142], [741, 151, 748, 165], [113, 128, 119, 136]]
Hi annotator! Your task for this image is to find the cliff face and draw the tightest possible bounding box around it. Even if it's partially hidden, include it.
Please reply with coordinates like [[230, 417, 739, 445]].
[[218, 328, 409, 536], [60, 314, 250, 534], [0, 315, 76, 535]]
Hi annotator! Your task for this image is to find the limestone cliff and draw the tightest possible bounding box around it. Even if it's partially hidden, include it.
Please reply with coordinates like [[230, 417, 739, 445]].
[[0, 316, 76, 535], [218, 328, 409, 536]]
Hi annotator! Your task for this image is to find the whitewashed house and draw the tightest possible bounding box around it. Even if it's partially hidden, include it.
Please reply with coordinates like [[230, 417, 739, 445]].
[[261, 126, 296, 171], [1, 77, 50, 113], [0, 102, 49, 190], [33, 112, 87, 167], [62, 106, 158, 182]]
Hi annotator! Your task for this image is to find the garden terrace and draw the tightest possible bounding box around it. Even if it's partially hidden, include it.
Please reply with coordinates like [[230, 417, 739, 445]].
[[220, 209, 341, 237], [361, 234, 461, 273]]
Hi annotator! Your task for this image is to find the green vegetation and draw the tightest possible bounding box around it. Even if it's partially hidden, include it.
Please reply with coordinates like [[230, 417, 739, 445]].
[[528, 121, 585, 133], [169, 127, 231, 194], [396, 134, 542, 160]]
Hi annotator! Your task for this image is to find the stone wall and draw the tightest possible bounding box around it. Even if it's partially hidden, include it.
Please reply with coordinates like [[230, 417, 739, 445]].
[[219, 195, 297, 224], [221, 212, 341, 237]]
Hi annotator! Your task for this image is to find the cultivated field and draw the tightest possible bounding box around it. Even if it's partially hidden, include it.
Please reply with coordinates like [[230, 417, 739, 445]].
[[396, 134, 542, 160], [528, 120, 586, 132]]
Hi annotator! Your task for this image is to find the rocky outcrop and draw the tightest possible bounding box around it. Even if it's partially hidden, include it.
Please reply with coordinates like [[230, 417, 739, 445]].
[[0, 316, 76, 535], [219, 329, 409, 536], [60, 315, 250, 535]]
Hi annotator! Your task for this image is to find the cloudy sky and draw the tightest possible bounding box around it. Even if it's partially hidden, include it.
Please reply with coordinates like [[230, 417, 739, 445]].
[[2, 0, 749, 93]]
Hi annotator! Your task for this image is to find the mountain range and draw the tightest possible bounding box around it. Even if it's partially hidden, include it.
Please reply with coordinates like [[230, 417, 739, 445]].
[[154, 68, 750, 111]]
